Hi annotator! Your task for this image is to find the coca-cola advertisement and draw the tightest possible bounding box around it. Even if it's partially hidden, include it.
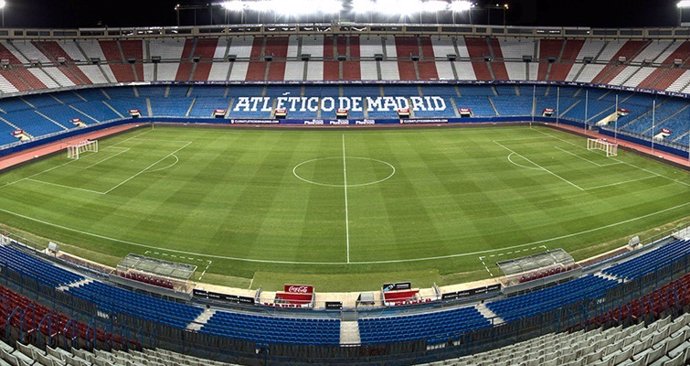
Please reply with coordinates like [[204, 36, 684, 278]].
[[284, 284, 314, 294]]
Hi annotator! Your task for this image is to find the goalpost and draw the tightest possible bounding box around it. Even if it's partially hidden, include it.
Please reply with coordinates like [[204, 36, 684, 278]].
[[67, 140, 98, 159], [587, 138, 618, 157]]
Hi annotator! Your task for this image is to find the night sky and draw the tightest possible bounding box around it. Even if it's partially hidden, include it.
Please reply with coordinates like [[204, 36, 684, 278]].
[[4, 0, 683, 29]]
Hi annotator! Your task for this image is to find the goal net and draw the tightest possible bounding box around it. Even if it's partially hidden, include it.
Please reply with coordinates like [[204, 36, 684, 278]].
[[67, 140, 98, 159], [587, 138, 618, 157]]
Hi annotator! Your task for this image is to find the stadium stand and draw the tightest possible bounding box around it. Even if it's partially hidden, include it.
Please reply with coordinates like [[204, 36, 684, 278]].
[[6, 24, 690, 365]]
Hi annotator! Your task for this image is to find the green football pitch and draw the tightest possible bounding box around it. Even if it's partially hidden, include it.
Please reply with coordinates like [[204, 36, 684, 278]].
[[1, 125, 690, 291]]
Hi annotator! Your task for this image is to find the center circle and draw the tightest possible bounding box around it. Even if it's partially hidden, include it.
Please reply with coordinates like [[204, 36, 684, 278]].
[[292, 157, 396, 188]]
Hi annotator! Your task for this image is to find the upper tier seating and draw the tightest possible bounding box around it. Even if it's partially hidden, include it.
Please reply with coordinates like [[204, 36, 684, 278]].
[[0, 35, 687, 93]]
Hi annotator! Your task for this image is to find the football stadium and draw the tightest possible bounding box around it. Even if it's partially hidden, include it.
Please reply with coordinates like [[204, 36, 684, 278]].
[[3, 0, 690, 364]]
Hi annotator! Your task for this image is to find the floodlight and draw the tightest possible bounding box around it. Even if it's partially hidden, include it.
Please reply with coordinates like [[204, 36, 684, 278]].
[[0, 0, 6, 10], [449, 0, 473, 12], [678, 0, 690, 8], [314, 0, 345, 13], [379, 0, 423, 15], [221, 0, 245, 11], [245, 0, 274, 12], [423, 0, 449, 12], [276, 0, 343, 15], [352, 0, 377, 13]]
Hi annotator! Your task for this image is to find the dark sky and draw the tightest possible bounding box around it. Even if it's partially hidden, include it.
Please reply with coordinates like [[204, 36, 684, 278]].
[[4, 0, 683, 28]]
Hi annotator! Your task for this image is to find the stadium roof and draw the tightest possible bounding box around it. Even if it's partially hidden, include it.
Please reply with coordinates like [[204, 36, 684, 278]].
[[5, 0, 686, 29]]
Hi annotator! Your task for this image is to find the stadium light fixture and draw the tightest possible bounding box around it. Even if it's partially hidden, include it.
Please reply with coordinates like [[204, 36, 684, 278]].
[[449, 0, 473, 12], [221, 0, 245, 11], [352, 0, 377, 13], [422, 0, 449, 12], [678, 0, 690, 8], [314, 0, 345, 14], [276, 0, 343, 15], [381, 0, 424, 15], [0, 0, 6, 10], [245, 0, 274, 12]]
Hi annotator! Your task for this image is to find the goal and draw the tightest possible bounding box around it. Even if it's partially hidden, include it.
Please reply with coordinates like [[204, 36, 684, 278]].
[[67, 140, 98, 159], [587, 138, 618, 157]]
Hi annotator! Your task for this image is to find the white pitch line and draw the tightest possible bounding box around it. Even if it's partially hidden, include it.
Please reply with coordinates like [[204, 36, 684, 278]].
[[494, 140, 585, 191], [1, 200, 690, 265], [554, 146, 609, 167], [535, 128, 690, 188], [1, 159, 79, 189], [103, 142, 192, 194], [342, 134, 351, 264], [83, 148, 130, 170], [26, 178, 106, 195], [197, 260, 212, 281], [110, 128, 154, 147], [586, 175, 660, 190]]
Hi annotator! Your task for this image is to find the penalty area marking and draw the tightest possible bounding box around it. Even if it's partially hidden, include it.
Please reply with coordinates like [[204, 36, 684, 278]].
[[144, 155, 180, 174], [1, 200, 690, 265], [292, 156, 396, 188], [494, 140, 585, 191], [533, 128, 690, 189]]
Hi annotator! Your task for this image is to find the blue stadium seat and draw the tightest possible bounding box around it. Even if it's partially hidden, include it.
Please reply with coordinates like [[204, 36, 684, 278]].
[[486, 275, 618, 322], [68, 281, 203, 328], [0, 245, 84, 287], [491, 96, 533, 116], [40, 104, 97, 125], [189, 97, 230, 118], [201, 311, 340, 346], [107, 99, 148, 117], [103, 87, 136, 99], [137, 86, 167, 98], [190, 86, 228, 97], [359, 306, 490, 344], [150, 97, 193, 117], [604, 240, 690, 280], [71, 101, 122, 122], [3, 110, 67, 137]]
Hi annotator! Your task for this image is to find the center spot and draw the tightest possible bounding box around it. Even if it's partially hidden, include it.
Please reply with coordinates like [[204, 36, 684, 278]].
[[293, 157, 396, 188]]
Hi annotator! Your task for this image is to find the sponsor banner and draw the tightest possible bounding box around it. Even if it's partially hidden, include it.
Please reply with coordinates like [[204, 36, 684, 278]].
[[325, 301, 343, 310], [441, 284, 502, 301], [382, 282, 412, 292], [355, 119, 376, 125], [303, 120, 324, 125], [400, 119, 449, 124], [192, 289, 255, 304], [284, 284, 314, 294], [441, 292, 459, 300], [230, 119, 279, 124], [329, 120, 350, 125]]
